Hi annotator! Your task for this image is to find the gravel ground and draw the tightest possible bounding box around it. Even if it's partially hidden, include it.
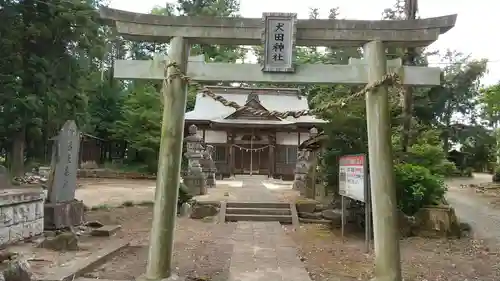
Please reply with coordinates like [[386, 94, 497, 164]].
[[286, 224, 500, 281], [76, 174, 500, 281], [445, 176, 500, 249], [75, 178, 156, 207], [280, 175, 500, 281], [83, 206, 236, 280], [83, 204, 500, 281]]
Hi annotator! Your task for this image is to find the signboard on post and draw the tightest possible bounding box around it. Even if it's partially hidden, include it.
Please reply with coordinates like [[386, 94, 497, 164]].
[[339, 154, 367, 202], [339, 154, 371, 252], [261, 12, 297, 73]]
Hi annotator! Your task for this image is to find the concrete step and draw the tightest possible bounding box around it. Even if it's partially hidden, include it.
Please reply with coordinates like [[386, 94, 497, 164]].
[[226, 202, 290, 209], [226, 207, 291, 216], [225, 214, 293, 224]]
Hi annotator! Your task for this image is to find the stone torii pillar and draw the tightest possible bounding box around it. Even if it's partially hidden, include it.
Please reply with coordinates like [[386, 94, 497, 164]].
[[100, 7, 457, 281], [364, 40, 402, 281], [144, 37, 189, 280]]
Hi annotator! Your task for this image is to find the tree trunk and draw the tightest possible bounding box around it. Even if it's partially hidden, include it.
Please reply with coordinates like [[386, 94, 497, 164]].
[[400, 84, 413, 152], [442, 103, 452, 155], [401, 0, 418, 152], [495, 126, 500, 165], [10, 128, 26, 177]]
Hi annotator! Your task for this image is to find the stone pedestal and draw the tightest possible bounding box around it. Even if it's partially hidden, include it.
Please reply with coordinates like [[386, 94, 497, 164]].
[[183, 175, 206, 196], [44, 200, 85, 230]]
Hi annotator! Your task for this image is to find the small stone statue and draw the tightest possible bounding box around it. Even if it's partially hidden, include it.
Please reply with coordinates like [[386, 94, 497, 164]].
[[183, 125, 207, 195], [204, 145, 217, 188], [179, 202, 192, 217]]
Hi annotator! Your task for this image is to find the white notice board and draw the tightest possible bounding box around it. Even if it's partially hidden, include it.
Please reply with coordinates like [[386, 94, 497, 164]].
[[339, 154, 367, 202]]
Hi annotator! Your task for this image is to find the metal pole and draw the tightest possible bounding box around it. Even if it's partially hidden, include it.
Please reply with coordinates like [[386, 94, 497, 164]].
[[364, 157, 371, 253], [364, 40, 402, 281], [341, 195, 345, 238], [145, 36, 189, 280]]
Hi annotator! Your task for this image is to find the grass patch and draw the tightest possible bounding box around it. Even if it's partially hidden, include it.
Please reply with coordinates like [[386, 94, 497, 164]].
[[88, 200, 155, 211], [121, 200, 135, 207], [136, 200, 155, 206], [91, 204, 112, 210]]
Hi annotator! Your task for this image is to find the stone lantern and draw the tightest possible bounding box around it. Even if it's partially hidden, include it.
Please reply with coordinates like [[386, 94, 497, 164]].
[[183, 125, 207, 195]]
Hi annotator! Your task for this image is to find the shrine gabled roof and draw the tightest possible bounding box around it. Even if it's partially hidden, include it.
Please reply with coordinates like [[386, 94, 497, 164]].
[[185, 88, 327, 125], [211, 119, 295, 125]]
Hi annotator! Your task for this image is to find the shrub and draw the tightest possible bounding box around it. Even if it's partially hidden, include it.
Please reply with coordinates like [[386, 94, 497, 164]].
[[438, 160, 459, 177], [493, 167, 500, 182], [179, 182, 193, 205], [462, 167, 473, 177], [488, 162, 496, 174], [394, 163, 447, 216]]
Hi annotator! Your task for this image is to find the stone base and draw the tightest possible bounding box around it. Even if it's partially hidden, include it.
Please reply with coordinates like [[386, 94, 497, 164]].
[[162, 275, 185, 281], [44, 200, 85, 230], [414, 205, 461, 238], [183, 175, 207, 196], [136, 274, 185, 281]]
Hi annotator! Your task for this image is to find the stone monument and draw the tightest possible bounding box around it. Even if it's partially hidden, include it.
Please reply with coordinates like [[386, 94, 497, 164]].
[[183, 125, 206, 195], [44, 120, 85, 230]]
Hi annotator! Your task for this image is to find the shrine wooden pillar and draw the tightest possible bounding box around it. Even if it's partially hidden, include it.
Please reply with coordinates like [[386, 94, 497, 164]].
[[229, 131, 235, 178], [268, 132, 276, 178]]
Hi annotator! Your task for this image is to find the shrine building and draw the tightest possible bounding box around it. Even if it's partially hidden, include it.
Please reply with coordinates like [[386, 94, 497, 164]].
[[184, 86, 326, 179]]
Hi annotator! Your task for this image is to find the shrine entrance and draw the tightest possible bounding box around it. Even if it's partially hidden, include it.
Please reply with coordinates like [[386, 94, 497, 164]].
[[234, 134, 270, 175], [100, 6, 456, 281]]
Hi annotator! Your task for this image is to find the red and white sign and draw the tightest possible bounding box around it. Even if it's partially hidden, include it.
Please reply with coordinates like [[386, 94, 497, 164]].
[[339, 154, 367, 202]]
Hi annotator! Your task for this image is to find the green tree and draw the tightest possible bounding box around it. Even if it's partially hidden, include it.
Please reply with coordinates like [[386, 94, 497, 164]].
[[0, 0, 106, 174], [112, 84, 162, 171], [479, 83, 500, 165], [110, 0, 247, 170], [428, 51, 488, 153]]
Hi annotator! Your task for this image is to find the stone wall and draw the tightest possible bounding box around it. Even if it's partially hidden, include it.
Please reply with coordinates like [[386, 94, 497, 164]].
[[0, 188, 45, 246]]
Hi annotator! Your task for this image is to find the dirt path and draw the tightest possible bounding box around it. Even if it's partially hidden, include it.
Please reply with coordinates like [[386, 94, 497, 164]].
[[446, 173, 500, 247]]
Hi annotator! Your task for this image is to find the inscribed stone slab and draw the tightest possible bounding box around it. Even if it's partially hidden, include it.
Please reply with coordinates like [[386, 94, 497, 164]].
[[49, 120, 80, 203]]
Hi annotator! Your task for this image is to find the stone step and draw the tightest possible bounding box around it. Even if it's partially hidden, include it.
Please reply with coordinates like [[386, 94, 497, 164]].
[[225, 214, 293, 224], [226, 202, 290, 209], [226, 207, 292, 216], [299, 218, 333, 225]]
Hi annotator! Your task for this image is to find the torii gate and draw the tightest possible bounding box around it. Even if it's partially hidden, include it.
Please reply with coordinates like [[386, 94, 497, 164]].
[[100, 7, 456, 281]]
